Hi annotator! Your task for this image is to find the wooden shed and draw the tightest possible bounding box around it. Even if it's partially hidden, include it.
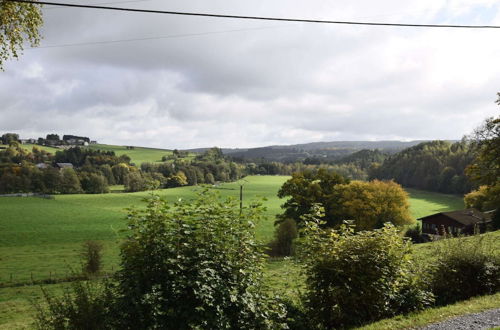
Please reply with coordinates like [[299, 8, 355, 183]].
[[419, 209, 492, 235]]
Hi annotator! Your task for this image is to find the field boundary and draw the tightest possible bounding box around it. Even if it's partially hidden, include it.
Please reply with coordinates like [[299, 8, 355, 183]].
[[0, 193, 54, 199]]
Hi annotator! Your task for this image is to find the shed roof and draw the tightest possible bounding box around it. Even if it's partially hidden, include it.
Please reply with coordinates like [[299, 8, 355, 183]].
[[419, 208, 492, 226]]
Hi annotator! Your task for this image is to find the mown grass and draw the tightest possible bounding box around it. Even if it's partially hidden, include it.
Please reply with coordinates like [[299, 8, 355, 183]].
[[0, 176, 470, 328], [406, 188, 464, 219], [0, 176, 464, 284]]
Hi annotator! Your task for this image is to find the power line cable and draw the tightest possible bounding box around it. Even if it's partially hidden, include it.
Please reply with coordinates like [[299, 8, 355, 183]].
[[28, 25, 288, 49], [8, 0, 500, 29], [44, 0, 154, 10]]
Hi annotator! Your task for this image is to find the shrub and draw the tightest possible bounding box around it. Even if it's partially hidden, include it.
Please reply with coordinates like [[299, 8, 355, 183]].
[[34, 280, 114, 330], [299, 217, 433, 328], [81, 240, 103, 275], [35, 191, 287, 329], [113, 190, 286, 329], [268, 218, 298, 257], [430, 234, 500, 305]]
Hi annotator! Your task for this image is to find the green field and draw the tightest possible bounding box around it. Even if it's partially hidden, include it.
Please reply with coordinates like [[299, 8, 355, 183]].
[[0, 176, 470, 328], [87, 144, 180, 165], [0, 176, 465, 285]]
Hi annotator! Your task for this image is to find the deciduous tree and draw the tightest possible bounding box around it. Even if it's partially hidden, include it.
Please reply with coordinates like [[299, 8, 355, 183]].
[[0, 0, 42, 70]]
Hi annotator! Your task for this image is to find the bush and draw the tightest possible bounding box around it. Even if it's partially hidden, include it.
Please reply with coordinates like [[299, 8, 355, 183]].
[[268, 218, 298, 257], [430, 234, 500, 305], [34, 280, 114, 330], [299, 217, 433, 328], [113, 190, 286, 329], [81, 240, 103, 275], [35, 191, 287, 329]]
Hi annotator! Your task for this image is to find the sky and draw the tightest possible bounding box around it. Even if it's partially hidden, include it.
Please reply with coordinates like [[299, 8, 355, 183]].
[[1, 0, 499, 149]]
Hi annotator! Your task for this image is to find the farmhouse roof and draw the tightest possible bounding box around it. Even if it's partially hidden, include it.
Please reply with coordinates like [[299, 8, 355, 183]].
[[419, 208, 492, 226]]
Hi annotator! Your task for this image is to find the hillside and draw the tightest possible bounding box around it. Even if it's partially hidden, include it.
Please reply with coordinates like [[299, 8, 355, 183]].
[[86, 144, 178, 165], [7, 143, 182, 166], [189, 140, 438, 162]]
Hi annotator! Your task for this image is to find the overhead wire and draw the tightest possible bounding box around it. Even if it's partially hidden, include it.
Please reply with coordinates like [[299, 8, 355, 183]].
[[28, 25, 289, 49], [8, 0, 500, 29]]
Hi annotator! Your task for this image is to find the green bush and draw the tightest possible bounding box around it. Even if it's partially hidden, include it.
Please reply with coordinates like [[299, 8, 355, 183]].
[[34, 280, 114, 330], [81, 240, 103, 275], [268, 218, 298, 257], [113, 190, 286, 329], [299, 217, 433, 328], [430, 234, 500, 305], [35, 191, 286, 329]]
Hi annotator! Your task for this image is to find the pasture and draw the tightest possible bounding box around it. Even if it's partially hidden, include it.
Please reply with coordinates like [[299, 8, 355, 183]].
[[0, 176, 469, 328], [87, 144, 195, 165], [0, 176, 464, 285]]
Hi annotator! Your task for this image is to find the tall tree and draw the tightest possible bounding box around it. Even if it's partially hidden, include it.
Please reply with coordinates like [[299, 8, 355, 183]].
[[464, 94, 500, 227], [0, 0, 43, 70], [333, 180, 414, 231], [277, 169, 349, 227]]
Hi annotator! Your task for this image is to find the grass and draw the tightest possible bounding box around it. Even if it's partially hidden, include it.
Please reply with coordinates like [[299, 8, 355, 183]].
[[0, 176, 464, 285], [0, 176, 471, 328], [87, 144, 195, 165], [355, 292, 500, 330], [406, 188, 464, 219]]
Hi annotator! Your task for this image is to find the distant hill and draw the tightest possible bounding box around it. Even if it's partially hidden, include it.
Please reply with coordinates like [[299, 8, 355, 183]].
[[187, 140, 439, 162]]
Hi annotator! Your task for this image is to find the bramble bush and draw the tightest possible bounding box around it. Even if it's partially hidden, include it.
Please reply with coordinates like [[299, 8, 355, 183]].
[[430, 233, 500, 305], [298, 208, 433, 329]]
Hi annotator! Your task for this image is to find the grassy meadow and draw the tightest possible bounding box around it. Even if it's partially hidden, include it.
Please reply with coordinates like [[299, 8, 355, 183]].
[[0, 175, 474, 328], [87, 144, 179, 164]]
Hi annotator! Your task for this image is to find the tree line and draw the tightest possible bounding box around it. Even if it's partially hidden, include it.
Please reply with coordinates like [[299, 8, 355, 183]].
[[0, 145, 246, 194], [369, 140, 476, 194]]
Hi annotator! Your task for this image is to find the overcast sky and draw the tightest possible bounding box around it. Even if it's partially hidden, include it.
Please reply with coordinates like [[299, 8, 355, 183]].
[[1, 0, 499, 148]]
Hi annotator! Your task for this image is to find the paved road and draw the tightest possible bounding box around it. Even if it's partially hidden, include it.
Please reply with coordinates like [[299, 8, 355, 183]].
[[420, 308, 500, 330]]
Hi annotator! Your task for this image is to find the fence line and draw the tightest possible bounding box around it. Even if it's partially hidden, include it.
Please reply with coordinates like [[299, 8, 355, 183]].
[[0, 193, 54, 199]]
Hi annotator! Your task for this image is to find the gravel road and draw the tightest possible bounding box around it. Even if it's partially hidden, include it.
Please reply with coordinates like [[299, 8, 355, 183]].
[[420, 308, 500, 330]]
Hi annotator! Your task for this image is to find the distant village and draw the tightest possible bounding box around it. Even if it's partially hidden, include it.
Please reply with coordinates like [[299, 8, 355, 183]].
[[7, 134, 98, 148]]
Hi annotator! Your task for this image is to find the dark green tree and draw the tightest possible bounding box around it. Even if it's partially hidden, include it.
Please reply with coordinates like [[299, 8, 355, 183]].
[[277, 168, 349, 227]]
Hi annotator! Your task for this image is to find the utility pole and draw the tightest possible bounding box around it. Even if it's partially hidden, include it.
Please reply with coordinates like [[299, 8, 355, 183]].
[[239, 184, 243, 215]]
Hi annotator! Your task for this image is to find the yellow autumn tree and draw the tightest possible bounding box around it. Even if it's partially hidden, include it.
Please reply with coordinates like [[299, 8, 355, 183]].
[[334, 180, 414, 231]]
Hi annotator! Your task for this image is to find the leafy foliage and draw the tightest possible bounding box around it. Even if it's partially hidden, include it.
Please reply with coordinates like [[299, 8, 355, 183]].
[[34, 280, 114, 330], [81, 241, 103, 275], [333, 180, 414, 230], [430, 234, 500, 305], [370, 140, 475, 194], [112, 190, 287, 329], [267, 218, 298, 257], [0, 0, 43, 70], [277, 168, 349, 227], [299, 218, 433, 328]]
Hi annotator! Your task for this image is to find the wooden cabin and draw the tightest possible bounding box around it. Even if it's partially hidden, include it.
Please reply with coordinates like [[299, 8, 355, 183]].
[[419, 209, 492, 235]]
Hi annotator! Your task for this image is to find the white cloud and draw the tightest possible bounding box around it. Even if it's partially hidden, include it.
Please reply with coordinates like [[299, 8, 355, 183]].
[[0, 0, 499, 148]]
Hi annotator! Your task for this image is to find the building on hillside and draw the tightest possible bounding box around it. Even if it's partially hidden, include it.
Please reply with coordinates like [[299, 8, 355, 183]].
[[90, 140, 97, 144], [36, 163, 49, 169], [56, 163, 74, 170], [20, 138, 36, 144], [419, 209, 492, 236], [66, 138, 88, 146]]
